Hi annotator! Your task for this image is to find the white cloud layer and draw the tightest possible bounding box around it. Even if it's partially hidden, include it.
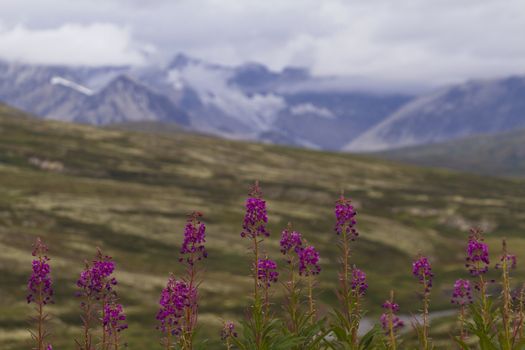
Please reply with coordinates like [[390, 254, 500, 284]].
[[0, 23, 152, 66], [0, 0, 524, 88]]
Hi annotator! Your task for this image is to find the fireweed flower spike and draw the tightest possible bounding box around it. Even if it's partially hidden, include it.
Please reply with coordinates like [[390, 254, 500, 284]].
[[465, 228, 491, 326], [220, 321, 238, 350], [156, 276, 190, 349], [349, 267, 368, 342], [280, 223, 303, 332], [280, 224, 302, 257], [498, 239, 517, 347], [298, 245, 321, 322], [412, 255, 433, 350], [241, 181, 269, 302], [451, 279, 472, 340], [180, 211, 207, 265], [257, 257, 278, 318], [380, 291, 404, 350], [75, 249, 118, 350], [103, 302, 128, 349], [27, 237, 53, 350], [333, 193, 361, 341], [178, 211, 207, 349]]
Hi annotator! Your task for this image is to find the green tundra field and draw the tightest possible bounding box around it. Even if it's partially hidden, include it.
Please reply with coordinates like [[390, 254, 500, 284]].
[[1, 104, 525, 349]]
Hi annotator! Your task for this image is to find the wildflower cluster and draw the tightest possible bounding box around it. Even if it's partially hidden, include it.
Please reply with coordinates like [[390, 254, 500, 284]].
[[451, 279, 472, 306], [27, 237, 54, 350], [380, 300, 404, 334], [156, 276, 190, 336], [27, 238, 53, 305], [298, 245, 321, 276], [496, 253, 517, 270], [103, 303, 128, 334], [351, 268, 368, 296], [220, 321, 238, 340], [257, 258, 279, 287], [466, 228, 490, 276], [241, 182, 269, 238], [279, 227, 302, 255], [180, 211, 208, 265], [76, 252, 117, 299], [334, 195, 358, 239], [22, 184, 525, 350], [412, 255, 433, 292]]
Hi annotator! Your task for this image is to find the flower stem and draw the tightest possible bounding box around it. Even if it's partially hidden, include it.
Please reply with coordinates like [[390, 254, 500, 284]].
[[308, 273, 315, 324], [37, 281, 44, 350], [341, 229, 351, 324], [388, 291, 397, 350], [422, 275, 429, 350]]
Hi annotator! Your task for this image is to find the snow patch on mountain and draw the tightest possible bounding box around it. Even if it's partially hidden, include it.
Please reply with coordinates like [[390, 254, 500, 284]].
[[50, 76, 94, 95], [290, 103, 335, 119], [167, 63, 286, 131]]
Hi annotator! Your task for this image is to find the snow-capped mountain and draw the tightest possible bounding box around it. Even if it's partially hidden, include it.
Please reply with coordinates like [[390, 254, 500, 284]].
[[2, 54, 524, 152], [0, 55, 411, 150], [345, 76, 525, 151]]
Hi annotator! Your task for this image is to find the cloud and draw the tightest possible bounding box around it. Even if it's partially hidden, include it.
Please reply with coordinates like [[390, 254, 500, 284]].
[[0, 22, 153, 66], [0, 0, 524, 89]]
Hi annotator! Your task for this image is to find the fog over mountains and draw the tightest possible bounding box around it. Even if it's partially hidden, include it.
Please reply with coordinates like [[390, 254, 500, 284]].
[[0, 54, 524, 151]]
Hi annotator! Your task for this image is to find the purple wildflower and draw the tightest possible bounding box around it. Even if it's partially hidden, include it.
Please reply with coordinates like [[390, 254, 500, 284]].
[[298, 246, 321, 276], [257, 258, 279, 287], [77, 251, 117, 300], [220, 321, 238, 340], [380, 300, 404, 334], [351, 268, 368, 296], [334, 195, 358, 240], [241, 182, 270, 239], [412, 256, 433, 292], [180, 211, 207, 265], [451, 279, 472, 306], [496, 254, 517, 270], [465, 228, 490, 276], [103, 303, 128, 334], [46, 345, 53, 350], [156, 276, 190, 336], [279, 226, 302, 255], [27, 238, 53, 305]]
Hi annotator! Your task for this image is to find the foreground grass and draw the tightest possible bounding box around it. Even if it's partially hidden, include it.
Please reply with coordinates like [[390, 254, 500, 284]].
[[1, 104, 525, 348]]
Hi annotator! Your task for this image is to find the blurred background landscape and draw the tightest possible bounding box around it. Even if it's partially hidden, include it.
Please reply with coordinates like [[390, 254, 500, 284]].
[[0, 1, 524, 349]]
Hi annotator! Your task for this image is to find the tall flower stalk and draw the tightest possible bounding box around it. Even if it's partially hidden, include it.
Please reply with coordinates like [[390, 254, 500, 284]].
[[103, 302, 127, 350], [412, 255, 433, 350], [333, 193, 359, 341], [178, 211, 207, 349], [496, 239, 516, 347], [380, 290, 404, 350], [75, 249, 118, 350], [220, 321, 238, 350], [257, 257, 279, 318], [241, 181, 270, 302], [280, 223, 303, 332], [27, 238, 53, 350], [466, 228, 491, 328], [298, 244, 321, 323], [157, 275, 190, 349], [451, 279, 472, 340], [349, 267, 368, 343], [240, 181, 270, 348]]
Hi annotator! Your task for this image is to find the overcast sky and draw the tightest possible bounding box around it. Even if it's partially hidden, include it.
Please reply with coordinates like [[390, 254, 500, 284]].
[[0, 0, 524, 89]]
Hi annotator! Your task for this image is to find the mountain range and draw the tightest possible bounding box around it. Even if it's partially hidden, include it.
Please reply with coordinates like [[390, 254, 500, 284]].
[[0, 54, 524, 151]]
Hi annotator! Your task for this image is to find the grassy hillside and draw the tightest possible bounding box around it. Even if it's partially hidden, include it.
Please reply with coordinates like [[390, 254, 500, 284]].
[[377, 128, 525, 177], [1, 103, 525, 349]]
